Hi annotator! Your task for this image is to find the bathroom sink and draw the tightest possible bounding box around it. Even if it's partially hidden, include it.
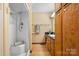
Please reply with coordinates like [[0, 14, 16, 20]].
[[49, 34, 55, 37], [48, 34, 55, 39]]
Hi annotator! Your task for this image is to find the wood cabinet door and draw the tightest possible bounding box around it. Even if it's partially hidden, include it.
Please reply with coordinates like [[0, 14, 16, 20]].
[[45, 36, 48, 48], [55, 10, 62, 56], [62, 4, 79, 56], [50, 39, 55, 56], [62, 4, 72, 56], [69, 4, 79, 56], [47, 37, 51, 51], [46, 37, 49, 50], [55, 3, 79, 56]]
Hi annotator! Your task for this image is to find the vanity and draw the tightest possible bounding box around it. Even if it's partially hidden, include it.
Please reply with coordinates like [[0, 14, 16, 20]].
[[45, 32, 55, 56]]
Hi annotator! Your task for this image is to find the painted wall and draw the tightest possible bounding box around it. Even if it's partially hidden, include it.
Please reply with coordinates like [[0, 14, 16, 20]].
[[52, 17, 55, 32], [32, 12, 52, 43], [0, 4, 3, 55], [50, 17, 55, 32]]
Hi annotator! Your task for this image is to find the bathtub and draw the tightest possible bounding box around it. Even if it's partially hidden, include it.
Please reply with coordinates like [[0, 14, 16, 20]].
[[10, 42, 26, 56]]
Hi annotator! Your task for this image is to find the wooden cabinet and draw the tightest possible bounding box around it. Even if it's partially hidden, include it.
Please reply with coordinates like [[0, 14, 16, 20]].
[[63, 4, 79, 56], [62, 4, 72, 56], [55, 3, 62, 12], [72, 4, 79, 56], [50, 39, 55, 56], [45, 35, 55, 56], [46, 36, 51, 51], [55, 3, 79, 56], [55, 10, 62, 56], [46, 35, 48, 48]]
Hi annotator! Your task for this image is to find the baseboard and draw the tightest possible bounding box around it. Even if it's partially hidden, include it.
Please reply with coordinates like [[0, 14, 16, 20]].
[[32, 42, 45, 44], [32, 43, 45, 45]]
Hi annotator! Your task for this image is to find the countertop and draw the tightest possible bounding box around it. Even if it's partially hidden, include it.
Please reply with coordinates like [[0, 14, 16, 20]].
[[45, 34, 55, 40]]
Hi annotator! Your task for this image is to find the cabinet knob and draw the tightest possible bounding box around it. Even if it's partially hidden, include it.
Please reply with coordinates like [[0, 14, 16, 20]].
[[64, 9, 66, 11]]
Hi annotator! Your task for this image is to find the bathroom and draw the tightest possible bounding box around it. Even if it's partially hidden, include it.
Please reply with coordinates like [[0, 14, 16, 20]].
[[9, 3, 30, 56]]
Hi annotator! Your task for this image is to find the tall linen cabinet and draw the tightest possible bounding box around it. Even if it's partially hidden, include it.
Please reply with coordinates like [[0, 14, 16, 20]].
[[55, 3, 79, 56]]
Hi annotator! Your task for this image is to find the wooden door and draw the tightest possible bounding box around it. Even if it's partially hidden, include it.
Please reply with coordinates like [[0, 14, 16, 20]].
[[62, 4, 79, 56], [69, 4, 79, 56], [55, 10, 62, 56], [55, 3, 79, 56], [62, 4, 72, 56]]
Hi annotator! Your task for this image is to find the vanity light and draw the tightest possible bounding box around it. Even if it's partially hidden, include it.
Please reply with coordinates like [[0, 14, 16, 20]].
[[50, 12, 55, 18]]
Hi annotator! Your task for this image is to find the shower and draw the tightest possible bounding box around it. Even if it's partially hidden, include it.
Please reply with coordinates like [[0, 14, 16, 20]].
[[9, 3, 30, 56]]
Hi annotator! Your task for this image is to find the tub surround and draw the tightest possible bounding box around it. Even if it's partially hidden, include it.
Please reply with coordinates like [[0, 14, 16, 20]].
[[9, 3, 30, 56]]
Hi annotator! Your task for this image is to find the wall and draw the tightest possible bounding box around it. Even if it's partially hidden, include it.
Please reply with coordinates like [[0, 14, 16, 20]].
[[16, 14, 21, 41], [0, 4, 3, 55], [9, 12, 29, 53], [16, 12, 29, 52], [27, 3, 32, 51], [9, 14, 17, 46], [52, 17, 55, 32], [32, 12, 51, 43]]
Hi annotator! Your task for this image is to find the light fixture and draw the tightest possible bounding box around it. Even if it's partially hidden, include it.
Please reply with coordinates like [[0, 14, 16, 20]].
[[50, 12, 55, 18]]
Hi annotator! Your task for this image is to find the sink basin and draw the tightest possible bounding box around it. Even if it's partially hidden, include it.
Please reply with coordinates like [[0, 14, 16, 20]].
[[48, 34, 55, 39], [49, 35, 55, 37]]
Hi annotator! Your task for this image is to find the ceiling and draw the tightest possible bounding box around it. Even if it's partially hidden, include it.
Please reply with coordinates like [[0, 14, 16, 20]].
[[9, 3, 55, 13], [9, 3, 27, 13], [32, 3, 55, 13]]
